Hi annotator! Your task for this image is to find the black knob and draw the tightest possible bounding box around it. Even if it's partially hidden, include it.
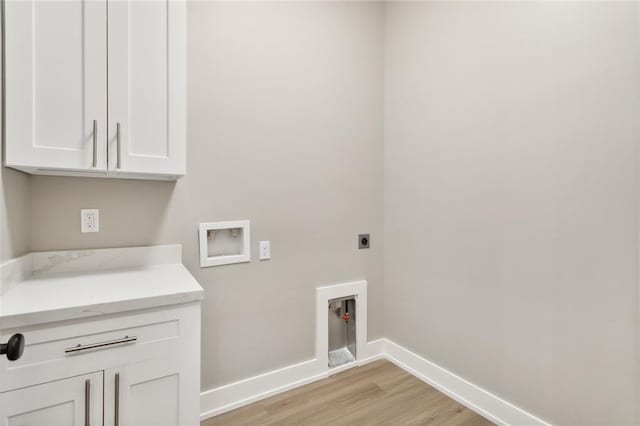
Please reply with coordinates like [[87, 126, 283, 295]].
[[1, 334, 25, 361]]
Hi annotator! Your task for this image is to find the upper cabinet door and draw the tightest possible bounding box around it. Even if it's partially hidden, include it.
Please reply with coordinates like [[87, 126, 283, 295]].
[[107, 0, 187, 178], [4, 0, 108, 173]]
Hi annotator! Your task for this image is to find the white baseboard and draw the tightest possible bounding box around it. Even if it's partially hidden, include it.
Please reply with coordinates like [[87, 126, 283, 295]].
[[200, 338, 550, 426], [359, 337, 386, 363], [200, 358, 326, 421], [381, 339, 551, 426], [199, 339, 385, 421]]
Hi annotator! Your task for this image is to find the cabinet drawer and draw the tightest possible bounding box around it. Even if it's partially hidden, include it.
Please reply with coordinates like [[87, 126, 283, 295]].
[[16, 319, 178, 368], [1, 303, 199, 392]]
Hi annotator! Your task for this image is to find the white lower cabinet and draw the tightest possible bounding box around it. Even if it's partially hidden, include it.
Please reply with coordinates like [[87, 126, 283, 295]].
[[1, 372, 103, 426], [0, 302, 201, 426]]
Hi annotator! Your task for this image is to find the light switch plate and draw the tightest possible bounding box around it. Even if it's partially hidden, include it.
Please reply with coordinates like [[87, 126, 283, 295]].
[[81, 209, 99, 233], [259, 241, 270, 260]]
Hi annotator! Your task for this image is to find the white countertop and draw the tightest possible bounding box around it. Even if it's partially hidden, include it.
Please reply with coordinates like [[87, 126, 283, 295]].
[[0, 245, 204, 329]]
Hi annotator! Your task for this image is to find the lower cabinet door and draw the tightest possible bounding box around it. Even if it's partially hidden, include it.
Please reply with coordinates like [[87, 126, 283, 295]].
[[104, 356, 198, 426], [0, 371, 104, 426]]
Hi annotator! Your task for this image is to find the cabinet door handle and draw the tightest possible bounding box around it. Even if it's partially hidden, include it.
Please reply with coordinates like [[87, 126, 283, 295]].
[[85, 379, 91, 426], [65, 336, 137, 354], [92, 120, 98, 168], [114, 373, 120, 426], [116, 122, 121, 169]]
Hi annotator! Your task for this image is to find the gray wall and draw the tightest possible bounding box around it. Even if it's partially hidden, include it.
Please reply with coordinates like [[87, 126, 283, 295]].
[[383, 2, 640, 425], [0, 168, 30, 262], [28, 1, 384, 390]]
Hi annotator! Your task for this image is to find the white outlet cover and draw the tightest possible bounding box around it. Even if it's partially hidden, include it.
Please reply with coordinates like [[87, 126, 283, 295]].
[[81, 209, 99, 233]]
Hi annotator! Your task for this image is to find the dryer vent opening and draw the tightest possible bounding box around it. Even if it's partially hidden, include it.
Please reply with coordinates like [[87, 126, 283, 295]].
[[328, 296, 356, 368]]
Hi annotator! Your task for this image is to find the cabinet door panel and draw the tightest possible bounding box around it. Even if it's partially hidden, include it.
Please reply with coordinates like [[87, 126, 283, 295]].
[[4, 0, 108, 172], [105, 355, 198, 426], [130, 371, 180, 425], [108, 0, 186, 177], [0, 372, 103, 426]]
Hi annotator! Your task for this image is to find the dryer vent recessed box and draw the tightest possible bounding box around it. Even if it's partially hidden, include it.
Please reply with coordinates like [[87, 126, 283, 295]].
[[199, 220, 251, 267]]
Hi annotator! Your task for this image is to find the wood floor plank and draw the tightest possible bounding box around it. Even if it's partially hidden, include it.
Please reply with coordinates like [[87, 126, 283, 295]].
[[202, 360, 494, 426]]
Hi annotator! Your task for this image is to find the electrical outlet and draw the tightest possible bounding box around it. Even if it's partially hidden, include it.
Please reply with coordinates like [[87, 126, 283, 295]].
[[358, 234, 370, 249], [81, 209, 99, 233], [259, 241, 270, 260]]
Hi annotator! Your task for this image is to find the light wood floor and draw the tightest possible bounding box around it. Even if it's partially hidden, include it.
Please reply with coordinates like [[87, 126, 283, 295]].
[[202, 360, 494, 426]]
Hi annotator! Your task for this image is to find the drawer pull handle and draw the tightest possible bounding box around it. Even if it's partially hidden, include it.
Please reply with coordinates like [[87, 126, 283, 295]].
[[65, 336, 137, 354]]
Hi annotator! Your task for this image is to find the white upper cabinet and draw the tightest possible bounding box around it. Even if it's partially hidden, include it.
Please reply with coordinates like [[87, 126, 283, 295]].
[[3, 0, 186, 180], [107, 0, 186, 178], [4, 0, 108, 174]]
